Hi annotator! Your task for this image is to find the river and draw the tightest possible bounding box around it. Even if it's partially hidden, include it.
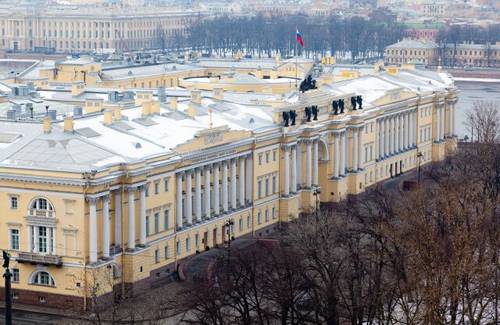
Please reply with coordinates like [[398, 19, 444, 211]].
[[455, 80, 500, 138]]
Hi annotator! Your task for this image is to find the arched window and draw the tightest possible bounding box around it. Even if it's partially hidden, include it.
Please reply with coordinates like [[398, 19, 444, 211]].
[[30, 271, 56, 287], [29, 198, 54, 217]]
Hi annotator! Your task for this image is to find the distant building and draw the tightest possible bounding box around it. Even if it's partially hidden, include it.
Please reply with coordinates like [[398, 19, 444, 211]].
[[0, 5, 204, 53], [384, 39, 439, 66], [385, 39, 500, 68]]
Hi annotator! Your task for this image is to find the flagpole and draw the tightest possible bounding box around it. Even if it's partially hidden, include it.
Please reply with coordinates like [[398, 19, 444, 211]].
[[295, 28, 298, 90]]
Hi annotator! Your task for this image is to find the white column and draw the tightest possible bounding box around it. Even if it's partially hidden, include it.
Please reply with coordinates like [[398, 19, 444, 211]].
[[357, 127, 363, 170], [114, 190, 122, 248], [435, 107, 440, 142], [394, 115, 400, 153], [213, 164, 220, 216], [222, 161, 229, 212], [384, 118, 389, 156], [245, 156, 252, 203], [231, 159, 237, 209], [284, 146, 290, 196], [404, 113, 409, 150], [334, 133, 340, 178], [377, 120, 381, 160], [127, 189, 136, 250], [313, 140, 319, 186], [451, 104, 455, 136], [28, 226, 33, 252], [195, 168, 202, 222], [33, 226, 39, 253], [409, 111, 414, 147], [378, 119, 383, 159], [291, 145, 297, 193], [205, 165, 211, 218], [139, 186, 146, 246], [440, 106, 445, 140], [89, 197, 97, 263], [176, 174, 183, 229], [341, 132, 347, 176], [306, 141, 312, 187], [391, 116, 396, 154], [239, 157, 245, 207], [399, 114, 404, 152], [186, 171, 193, 224], [352, 129, 358, 171], [102, 195, 110, 259], [296, 142, 302, 186]]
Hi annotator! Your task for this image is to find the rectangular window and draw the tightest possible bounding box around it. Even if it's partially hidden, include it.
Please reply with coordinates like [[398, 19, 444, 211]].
[[146, 216, 150, 236], [164, 245, 169, 259], [164, 178, 169, 192], [239, 218, 243, 232], [258, 154, 262, 165], [12, 268, 19, 282], [258, 180, 262, 198], [155, 249, 160, 263], [272, 207, 276, 219], [10, 196, 18, 209], [265, 179, 269, 196], [247, 215, 251, 228], [176, 240, 181, 255], [38, 227, 47, 253], [265, 209, 269, 222], [164, 209, 169, 230], [272, 176, 276, 194], [195, 233, 199, 249], [154, 182, 159, 195], [10, 229, 19, 250], [186, 237, 190, 252], [154, 213, 159, 234], [258, 212, 262, 225], [266, 152, 270, 163], [272, 150, 277, 161]]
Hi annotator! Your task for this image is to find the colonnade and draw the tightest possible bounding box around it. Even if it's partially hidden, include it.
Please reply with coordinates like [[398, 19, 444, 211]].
[[175, 154, 253, 230], [377, 110, 416, 160], [282, 139, 320, 196]]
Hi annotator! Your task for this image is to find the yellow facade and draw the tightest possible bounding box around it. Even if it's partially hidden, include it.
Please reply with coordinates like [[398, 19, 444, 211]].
[[0, 64, 458, 310]]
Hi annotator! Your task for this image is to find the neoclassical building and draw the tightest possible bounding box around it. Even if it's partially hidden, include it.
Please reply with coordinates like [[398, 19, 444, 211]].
[[0, 5, 202, 53], [0, 64, 458, 310]]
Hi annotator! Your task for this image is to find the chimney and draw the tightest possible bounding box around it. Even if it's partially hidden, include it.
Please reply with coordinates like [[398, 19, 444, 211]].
[[43, 116, 52, 133], [170, 97, 178, 110], [213, 88, 224, 100], [187, 104, 197, 119], [191, 89, 201, 104], [71, 82, 85, 97], [113, 107, 121, 121], [142, 101, 152, 117], [103, 109, 113, 125], [270, 68, 278, 80], [150, 101, 160, 114], [64, 115, 74, 133]]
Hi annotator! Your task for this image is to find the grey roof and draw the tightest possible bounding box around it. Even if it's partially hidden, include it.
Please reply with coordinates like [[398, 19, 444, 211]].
[[387, 39, 438, 49]]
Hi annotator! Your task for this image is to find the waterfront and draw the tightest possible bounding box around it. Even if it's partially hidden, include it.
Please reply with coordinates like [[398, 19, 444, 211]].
[[455, 80, 500, 138]]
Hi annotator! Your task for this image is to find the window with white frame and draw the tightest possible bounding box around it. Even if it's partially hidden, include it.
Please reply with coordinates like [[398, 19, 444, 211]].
[[12, 268, 19, 282], [154, 213, 159, 234], [272, 175, 276, 194], [164, 245, 169, 259], [164, 178, 169, 192], [185, 237, 190, 252], [257, 212, 262, 225], [176, 240, 181, 255], [10, 229, 19, 250], [195, 233, 199, 249], [10, 196, 18, 209], [239, 218, 243, 232], [265, 178, 269, 196], [164, 209, 169, 230], [258, 180, 262, 198], [155, 249, 160, 263], [30, 271, 55, 287], [154, 182, 159, 195]]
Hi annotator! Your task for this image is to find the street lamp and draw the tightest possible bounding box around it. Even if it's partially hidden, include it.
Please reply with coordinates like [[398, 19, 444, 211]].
[[224, 219, 234, 266], [313, 188, 321, 219], [2, 250, 12, 325], [417, 151, 424, 186]]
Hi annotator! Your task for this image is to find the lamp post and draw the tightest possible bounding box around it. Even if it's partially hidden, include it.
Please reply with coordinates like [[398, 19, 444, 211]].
[[224, 219, 234, 266], [417, 151, 424, 186], [2, 250, 12, 325], [313, 188, 321, 219]]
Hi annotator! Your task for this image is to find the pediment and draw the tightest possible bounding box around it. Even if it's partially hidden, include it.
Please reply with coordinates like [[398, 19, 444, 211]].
[[175, 126, 251, 153]]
